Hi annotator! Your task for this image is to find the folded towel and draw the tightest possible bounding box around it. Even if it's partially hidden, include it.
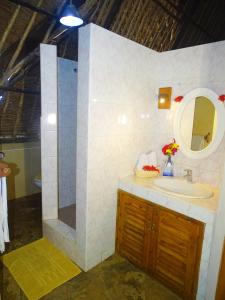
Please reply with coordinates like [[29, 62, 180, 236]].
[[0, 177, 9, 253], [136, 154, 148, 170], [136, 151, 157, 170], [146, 151, 157, 167]]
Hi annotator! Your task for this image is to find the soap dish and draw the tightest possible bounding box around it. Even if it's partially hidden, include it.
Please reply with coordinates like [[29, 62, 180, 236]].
[[135, 170, 159, 178]]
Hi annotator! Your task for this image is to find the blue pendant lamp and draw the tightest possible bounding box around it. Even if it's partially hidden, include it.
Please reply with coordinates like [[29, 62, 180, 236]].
[[60, 0, 83, 27]]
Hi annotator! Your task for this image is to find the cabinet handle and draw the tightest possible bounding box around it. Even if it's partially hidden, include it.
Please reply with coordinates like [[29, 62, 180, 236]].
[[151, 223, 156, 231]]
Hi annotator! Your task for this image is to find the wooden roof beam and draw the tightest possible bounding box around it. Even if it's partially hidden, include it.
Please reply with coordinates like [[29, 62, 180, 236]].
[[7, 0, 56, 18], [0, 5, 21, 54], [0, 85, 40, 95], [166, 0, 215, 41], [42, 0, 68, 43], [13, 88, 24, 137], [0, 28, 70, 85], [152, 0, 215, 41], [0, 94, 10, 131], [104, 0, 125, 30], [5, 0, 44, 75], [133, 0, 151, 43], [125, 1, 141, 38], [1, 0, 95, 86]]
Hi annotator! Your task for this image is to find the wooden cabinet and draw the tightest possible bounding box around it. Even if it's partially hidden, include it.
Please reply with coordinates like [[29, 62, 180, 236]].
[[116, 190, 204, 300], [152, 208, 204, 299], [116, 191, 154, 269], [216, 238, 225, 300]]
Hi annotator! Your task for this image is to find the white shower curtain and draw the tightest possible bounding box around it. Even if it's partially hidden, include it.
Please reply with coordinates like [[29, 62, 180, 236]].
[[0, 177, 9, 253]]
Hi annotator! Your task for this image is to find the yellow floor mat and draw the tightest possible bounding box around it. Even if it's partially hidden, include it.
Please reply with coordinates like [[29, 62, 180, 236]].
[[2, 237, 81, 300]]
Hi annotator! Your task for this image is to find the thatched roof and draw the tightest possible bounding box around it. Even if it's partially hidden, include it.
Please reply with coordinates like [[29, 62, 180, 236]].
[[0, 0, 225, 143]]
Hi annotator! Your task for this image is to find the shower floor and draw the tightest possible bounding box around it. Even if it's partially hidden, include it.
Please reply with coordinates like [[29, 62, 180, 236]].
[[58, 204, 76, 229]]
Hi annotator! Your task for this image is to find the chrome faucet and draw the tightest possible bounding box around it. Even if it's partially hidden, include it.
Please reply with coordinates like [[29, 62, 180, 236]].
[[184, 169, 192, 182]]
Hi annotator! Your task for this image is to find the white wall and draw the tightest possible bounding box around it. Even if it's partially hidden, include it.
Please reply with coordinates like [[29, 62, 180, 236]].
[[77, 24, 159, 270], [0, 142, 41, 199], [40, 44, 58, 220], [153, 41, 225, 300], [58, 58, 77, 209], [206, 167, 225, 299], [40, 25, 225, 298], [41, 44, 85, 269], [77, 25, 225, 300], [152, 42, 225, 188]]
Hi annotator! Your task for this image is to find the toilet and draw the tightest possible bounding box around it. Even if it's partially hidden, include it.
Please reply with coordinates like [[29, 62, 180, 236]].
[[34, 175, 42, 189]]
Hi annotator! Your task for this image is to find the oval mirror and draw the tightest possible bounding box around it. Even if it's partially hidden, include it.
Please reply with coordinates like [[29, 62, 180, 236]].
[[174, 88, 225, 159]]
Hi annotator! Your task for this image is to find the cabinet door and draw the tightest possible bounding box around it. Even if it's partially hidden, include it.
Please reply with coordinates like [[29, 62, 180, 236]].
[[216, 238, 225, 300], [152, 208, 204, 300], [116, 191, 153, 269]]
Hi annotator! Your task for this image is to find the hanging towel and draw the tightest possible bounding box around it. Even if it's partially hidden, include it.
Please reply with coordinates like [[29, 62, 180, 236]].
[[0, 177, 9, 253]]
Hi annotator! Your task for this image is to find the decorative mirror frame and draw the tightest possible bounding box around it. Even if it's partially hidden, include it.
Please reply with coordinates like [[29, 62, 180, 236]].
[[174, 88, 225, 159]]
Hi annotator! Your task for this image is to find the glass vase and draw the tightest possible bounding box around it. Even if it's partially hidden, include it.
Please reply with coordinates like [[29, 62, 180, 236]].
[[163, 156, 174, 176]]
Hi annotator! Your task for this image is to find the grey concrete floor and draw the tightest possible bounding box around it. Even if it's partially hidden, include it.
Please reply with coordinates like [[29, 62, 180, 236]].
[[1, 194, 181, 300]]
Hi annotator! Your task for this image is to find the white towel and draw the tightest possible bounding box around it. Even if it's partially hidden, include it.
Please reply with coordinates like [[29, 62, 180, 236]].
[[0, 177, 9, 253], [146, 151, 157, 167], [136, 151, 157, 170], [136, 154, 148, 170]]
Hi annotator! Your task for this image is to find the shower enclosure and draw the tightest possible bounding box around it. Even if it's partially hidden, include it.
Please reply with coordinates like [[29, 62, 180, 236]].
[[40, 43, 83, 269], [57, 57, 77, 229]]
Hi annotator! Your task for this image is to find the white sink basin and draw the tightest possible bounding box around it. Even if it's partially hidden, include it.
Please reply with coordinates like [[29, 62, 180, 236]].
[[152, 177, 213, 199]]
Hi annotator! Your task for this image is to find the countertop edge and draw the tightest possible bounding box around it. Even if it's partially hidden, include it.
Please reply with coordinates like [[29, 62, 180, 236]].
[[118, 176, 218, 225]]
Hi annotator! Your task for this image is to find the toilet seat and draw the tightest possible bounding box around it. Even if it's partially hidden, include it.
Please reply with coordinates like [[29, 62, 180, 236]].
[[34, 175, 42, 189]]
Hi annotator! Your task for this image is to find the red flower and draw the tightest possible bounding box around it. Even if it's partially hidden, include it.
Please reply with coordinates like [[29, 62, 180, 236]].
[[143, 165, 160, 173], [174, 96, 183, 102], [162, 139, 179, 156], [162, 144, 169, 155], [172, 148, 178, 154], [218, 95, 225, 102]]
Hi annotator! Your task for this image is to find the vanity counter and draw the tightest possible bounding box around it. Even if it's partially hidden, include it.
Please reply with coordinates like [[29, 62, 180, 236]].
[[118, 176, 218, 299], [119, 175, 219, 225]]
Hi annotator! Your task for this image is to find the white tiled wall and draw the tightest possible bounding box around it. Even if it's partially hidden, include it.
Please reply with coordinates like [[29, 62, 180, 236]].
[[40, 24, 225, 300], [75, 25, 92, 269], [153, 42, 225, 187], [206, 166, 225, 300], [77, 24, 159, 270], [58, 58, 77, 209], [40, 44, 58, 220], [40, 45, 85, 270], [77, 25, 225, 280]]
